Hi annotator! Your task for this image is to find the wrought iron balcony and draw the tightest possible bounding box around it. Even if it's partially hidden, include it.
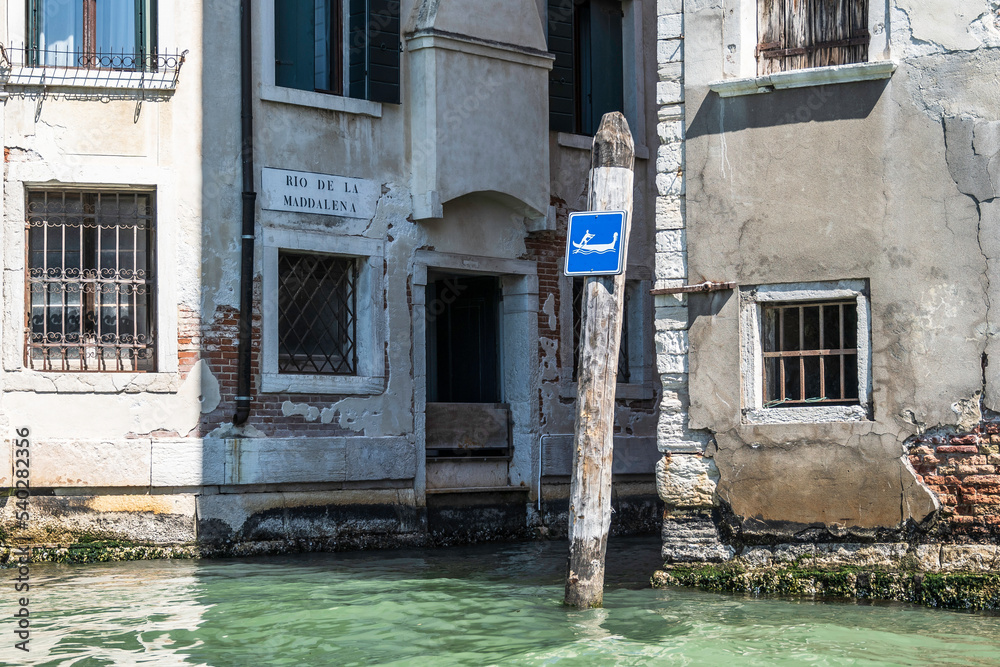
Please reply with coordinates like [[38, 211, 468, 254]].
[[0, 43, 187, 91]]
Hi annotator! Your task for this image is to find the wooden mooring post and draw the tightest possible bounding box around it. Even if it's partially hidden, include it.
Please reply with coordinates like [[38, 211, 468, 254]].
[[564, 112, 635, 609]]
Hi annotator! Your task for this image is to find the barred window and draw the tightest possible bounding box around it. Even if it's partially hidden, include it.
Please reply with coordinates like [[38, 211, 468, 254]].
[[572, 277, 630, 383], [762, 300, 859, 407], [277, 251, 357, 375], [26, 190, 155, 372]]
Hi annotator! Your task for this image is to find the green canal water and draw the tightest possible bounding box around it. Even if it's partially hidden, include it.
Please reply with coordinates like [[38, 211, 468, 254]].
[[5, 537, 1000, 666]]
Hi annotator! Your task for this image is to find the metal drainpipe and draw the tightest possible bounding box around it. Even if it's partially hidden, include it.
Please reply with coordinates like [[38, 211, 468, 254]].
[[233, 0, 256, 425]]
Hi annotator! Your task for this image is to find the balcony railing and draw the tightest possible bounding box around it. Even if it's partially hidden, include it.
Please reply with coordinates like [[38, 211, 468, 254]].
[[0, 43, 187, 91]]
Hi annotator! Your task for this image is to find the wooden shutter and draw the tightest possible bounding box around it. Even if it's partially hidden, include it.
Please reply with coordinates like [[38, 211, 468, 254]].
[[348, 0, 367, 98], [583, 0, 623, 137], [757, 0, 868, 74], [27, 0, 40, 64], [366, 0, 400, 104], [548, 0, 576, 133], [348, 0, 400, 104], [275, 0, 316, 91]]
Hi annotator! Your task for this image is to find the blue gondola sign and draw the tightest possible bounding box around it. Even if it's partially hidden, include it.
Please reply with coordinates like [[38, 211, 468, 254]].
[[564, 210, 628, 276]]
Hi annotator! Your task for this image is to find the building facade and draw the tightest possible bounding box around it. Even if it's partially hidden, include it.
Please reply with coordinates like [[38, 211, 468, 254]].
[[655, 0, 1000, 566], [1, 0, 666, 550]]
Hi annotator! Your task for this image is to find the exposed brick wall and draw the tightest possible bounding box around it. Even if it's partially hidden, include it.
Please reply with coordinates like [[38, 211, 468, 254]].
[[524, 199, 570, 426], [177, 276, 358, 439], [909, 425, 1000, 542]]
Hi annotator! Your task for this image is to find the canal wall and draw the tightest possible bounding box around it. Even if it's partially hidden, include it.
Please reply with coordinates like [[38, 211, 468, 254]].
[[654, 0, 1000, 566]]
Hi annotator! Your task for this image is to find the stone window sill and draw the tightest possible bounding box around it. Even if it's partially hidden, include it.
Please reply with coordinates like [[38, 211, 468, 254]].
[[556, 132, 650, 160], [743, 404, 871, 425], [261, 373, 385, 395], [3, 371, 182, 394], [709, 61, 897, 98], [261, 83, 382, 118]]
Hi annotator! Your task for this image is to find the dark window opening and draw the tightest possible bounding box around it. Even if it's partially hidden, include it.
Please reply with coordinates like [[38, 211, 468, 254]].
[[762, 300, 859, 407], [26, 190, 156, 372], [426, 275, 501, 404], [275, 0, 400, 104], [278, 252, 357, 375], [757, 0, 869, 75], [27, 0, 158, 70], [547, 0, 624, 136], [572, 277, 630, 384]]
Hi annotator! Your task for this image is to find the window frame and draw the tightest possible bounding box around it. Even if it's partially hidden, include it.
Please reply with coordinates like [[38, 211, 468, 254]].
[[274, 0, 347, 95], [26, 0, 158, 71], [276, 250, 358, 376], [547, 0, 646, 143], [259, 0, 397, 117], [23, 188, 157, 373], [741, 280, 872, 424], [261, 228, 385, 395]]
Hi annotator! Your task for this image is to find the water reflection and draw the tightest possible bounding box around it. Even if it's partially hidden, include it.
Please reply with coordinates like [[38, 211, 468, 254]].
[[6, 537, 1000, 666]]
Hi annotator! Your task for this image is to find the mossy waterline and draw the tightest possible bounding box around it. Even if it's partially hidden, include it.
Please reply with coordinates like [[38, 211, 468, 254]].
[[653, 562, 1000, 611]]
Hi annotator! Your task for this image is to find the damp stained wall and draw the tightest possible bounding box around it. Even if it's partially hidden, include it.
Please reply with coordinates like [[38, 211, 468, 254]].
[[677, 0, 1000, 533]]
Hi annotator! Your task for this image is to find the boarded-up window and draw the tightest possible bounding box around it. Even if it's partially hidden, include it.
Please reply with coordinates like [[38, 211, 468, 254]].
[[757, 0, 868, 75]]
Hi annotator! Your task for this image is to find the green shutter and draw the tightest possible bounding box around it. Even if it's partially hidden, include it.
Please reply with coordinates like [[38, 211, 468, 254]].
[[348, 0, 367, 98], [27, 0, 40, 64], [547, 0, 576, 133], [347, 0, 400, 104], [135, 0, 157, 70], [366, 0, 400, 104], [275, 0, 316, 91], [582, 0, 623, 136]]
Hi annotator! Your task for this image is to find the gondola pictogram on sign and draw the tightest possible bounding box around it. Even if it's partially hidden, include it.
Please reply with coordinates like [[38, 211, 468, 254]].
[[563, 210, 628, 276]]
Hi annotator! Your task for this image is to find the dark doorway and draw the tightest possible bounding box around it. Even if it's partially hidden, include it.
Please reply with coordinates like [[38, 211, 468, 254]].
[[427, 275, 501, 403]]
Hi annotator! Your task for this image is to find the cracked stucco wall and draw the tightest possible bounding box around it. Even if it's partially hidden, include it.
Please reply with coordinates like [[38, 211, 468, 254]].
[[654, 0, 1000, 540]]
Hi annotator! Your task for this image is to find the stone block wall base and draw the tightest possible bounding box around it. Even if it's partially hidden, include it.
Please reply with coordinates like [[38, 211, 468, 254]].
[[661, 509, 735, 563], [653, 562, 1000, 611]]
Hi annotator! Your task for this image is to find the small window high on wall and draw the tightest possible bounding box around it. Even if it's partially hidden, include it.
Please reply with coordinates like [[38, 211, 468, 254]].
[[757, 0, 869, 75], [547, 0, 624, 136], [274, 0, 400, 103]]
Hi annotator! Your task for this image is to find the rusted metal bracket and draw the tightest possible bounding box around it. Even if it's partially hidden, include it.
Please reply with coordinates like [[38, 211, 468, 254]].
[[650, 281, 736, 296]]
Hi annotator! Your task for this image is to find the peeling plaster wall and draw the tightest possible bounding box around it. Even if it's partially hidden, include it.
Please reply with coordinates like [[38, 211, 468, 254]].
[[655, 0, 1000, 546], [1, 0, 664, 547]]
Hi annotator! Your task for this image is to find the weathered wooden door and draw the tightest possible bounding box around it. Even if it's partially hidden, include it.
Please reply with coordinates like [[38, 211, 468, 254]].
[[425, 275, 510, 489]]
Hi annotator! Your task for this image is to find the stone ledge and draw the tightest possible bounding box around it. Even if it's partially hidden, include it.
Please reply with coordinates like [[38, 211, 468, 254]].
[[653, 562, 1000, 611]]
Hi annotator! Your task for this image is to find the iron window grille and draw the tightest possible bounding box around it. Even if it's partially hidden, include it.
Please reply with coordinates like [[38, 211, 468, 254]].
[[761, 300, 859, 407], [277, 251, 358, 375], [25, 190, 156, 372], [572, 277, 630, 384]]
